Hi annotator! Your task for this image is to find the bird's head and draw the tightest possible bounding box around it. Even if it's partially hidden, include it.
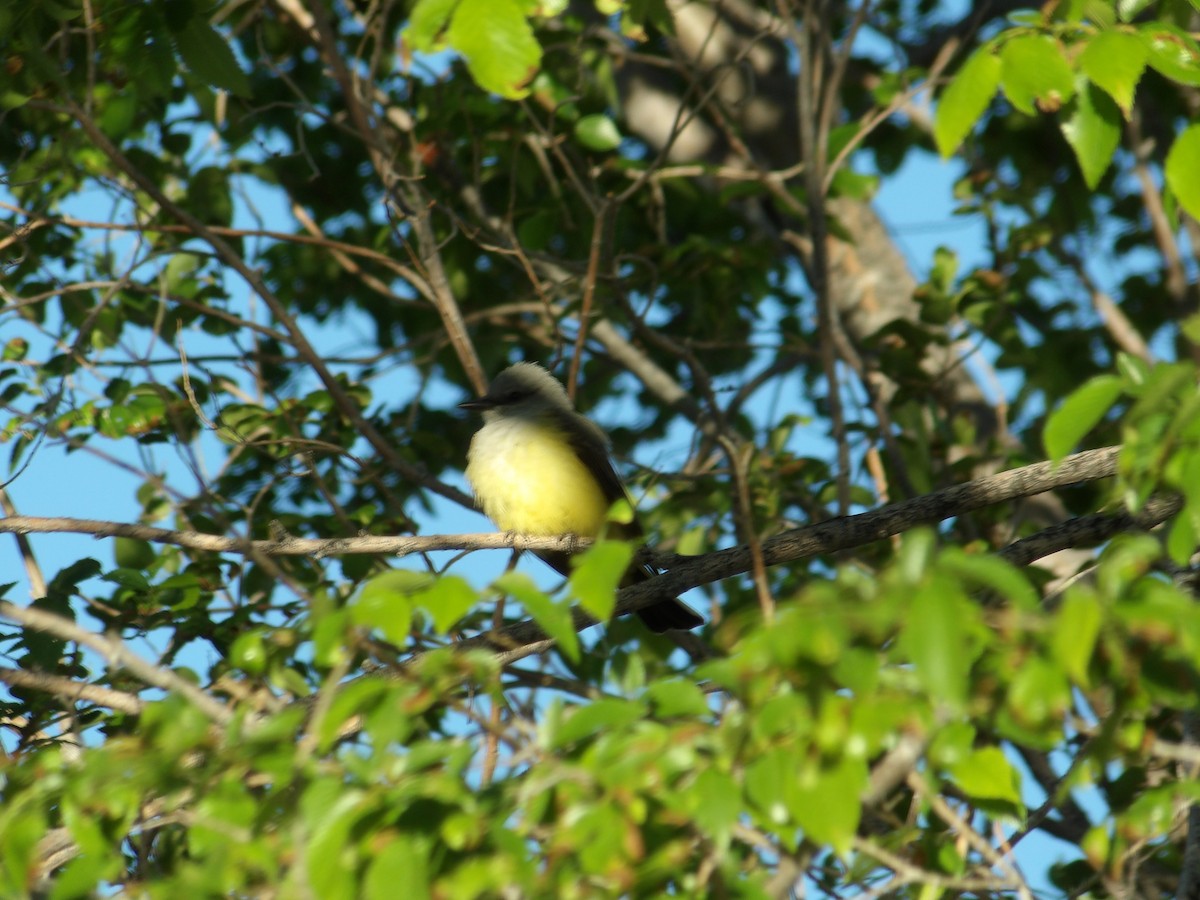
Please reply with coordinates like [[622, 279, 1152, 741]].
[[458, 362, 573, 420]]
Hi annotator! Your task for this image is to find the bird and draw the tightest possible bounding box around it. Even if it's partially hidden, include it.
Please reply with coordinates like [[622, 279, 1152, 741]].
[[459, 362, 703, 632]]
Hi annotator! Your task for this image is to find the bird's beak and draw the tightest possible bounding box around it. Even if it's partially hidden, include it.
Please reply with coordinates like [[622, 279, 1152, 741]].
[[458, 396, 495, 411]]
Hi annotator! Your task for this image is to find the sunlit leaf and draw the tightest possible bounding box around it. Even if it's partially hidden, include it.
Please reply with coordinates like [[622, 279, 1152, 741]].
[[1044, 374, 1124, 460], [1079, 30, 1147, 115], [935, 48, 1002, 156], [1000, 35, 1075, 114], [569, 539, 632, 622], [1165, 125, 1200, 221], [446, 0, 541, 99], [1061, 80, 1122, 188], [950, 746, 1023, 809]]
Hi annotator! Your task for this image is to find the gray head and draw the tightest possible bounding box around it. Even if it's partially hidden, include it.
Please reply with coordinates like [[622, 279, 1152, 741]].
[[458, 362, 576, 421]]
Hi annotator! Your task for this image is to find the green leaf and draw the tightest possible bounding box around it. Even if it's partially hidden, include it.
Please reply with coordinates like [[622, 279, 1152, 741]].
[[624, 0, 674, 36], [311, 607, 350, 670], [570, 806, 626, 876], [949, 746, 1023, 807], [643, 679, 711, 718], [99, 92, 138, 139], [1123, 360, 1194, 419], [1166, 448, 1200, 564], [366, 839, 431, 900], [1000, 35, 1075, 115], [574, 113, 623, 151], [688, 769, 741, 847], [1044, 374, 1123, 460], [1079, 30, 1147, 115], [1140, 25, 1200, 87], [49, 559, 103, 595], [899, 575, 972, 711], [1183, 313, 1200, 349], [1165, 125, 1200, 222], [1082, 825, 1113, 871], [935, 48, 1002, 157], [319, 679, 392, 753], [569, 539, 632, 622], [546, 697, 645, 748], [494, 572, 580, 662], [1117, 0, 1155, 21], [446, 0, 541, 99], [1, 91, 31, 113], [0, 794, 47, 897], [745, 748, 795, 827], [2, 338, 27, 361], [790, 756, 867, 856], [41, 0, 83, 20], [1008, 657, 1070, 729], [940, 549, 1038, 610], [101, 567, 151, 591], [405, 0, 459, 50], [353, 571, 418, 644], [172, 19, 252, 97], [753, 689, 807, 741], [193, 776, 257, 848], [1070, 0, 1116, 26], [929, 245, 958, 293], [1053, 590, 1103, 686], [50, 854, 121, 899], [1061, 79, 1121, 189], [896, 528, 938, 585], [929, 721, 977, 768], [305, 785, 366, 900], [413, 575, 477, 633], [186, 167, 234, 227], [1116, 350, 1151, 388]]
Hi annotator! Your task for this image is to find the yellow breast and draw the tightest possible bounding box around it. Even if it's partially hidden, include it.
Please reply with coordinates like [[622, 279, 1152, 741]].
[[465, 417, 610, 536]]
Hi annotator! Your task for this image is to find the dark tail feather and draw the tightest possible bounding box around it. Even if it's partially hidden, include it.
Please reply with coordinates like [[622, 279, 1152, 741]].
[[636, 598, 704, 632]]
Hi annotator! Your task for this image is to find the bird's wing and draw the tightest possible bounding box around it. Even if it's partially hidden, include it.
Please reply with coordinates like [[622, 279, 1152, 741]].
[[549, 411, 704, 631], [554, 409, 644, 541]]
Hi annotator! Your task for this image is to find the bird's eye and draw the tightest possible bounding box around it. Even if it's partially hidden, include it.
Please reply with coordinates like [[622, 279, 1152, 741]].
[[505, 390, 525, 402]]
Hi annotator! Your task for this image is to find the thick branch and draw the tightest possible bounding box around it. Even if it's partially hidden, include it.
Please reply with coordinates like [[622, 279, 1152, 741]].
[[462, 446, 1126, 654], [620, 446, 1122, 612], [998, 494, 1182, 567], [2, 446, 1152, 668]]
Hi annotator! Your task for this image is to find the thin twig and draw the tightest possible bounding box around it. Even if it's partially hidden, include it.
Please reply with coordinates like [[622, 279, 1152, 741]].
[[567, 199, 611, 403], [53, 100, 474, 511], [908, 771, 1034, 900]]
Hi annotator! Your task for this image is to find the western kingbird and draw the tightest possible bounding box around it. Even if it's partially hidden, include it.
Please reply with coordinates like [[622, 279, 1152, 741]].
[[460, 362, 703, 632]]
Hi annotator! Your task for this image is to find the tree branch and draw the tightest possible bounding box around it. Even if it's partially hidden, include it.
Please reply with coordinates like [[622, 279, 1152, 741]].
[[0, 516, 592, 557], [459, 446, 1128, 654], [0, 601, 231, 725], [3, 446, 1162, 669], [0, 666, 144, 715]]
